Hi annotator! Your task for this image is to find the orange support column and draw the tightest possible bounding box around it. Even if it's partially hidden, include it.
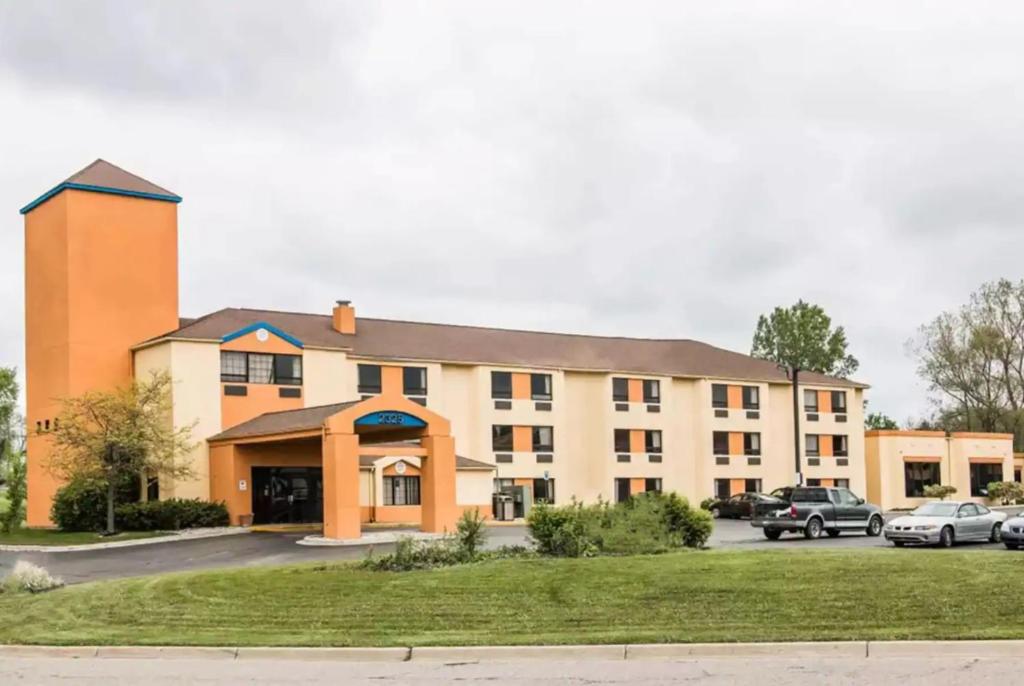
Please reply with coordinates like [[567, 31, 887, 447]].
[[323, 432, 362, 539], [421, 434, 459, 533]]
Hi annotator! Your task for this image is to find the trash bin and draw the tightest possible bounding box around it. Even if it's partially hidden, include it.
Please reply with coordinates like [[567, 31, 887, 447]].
[[239, 513, 254, 527], [492, 494, 514, 521]]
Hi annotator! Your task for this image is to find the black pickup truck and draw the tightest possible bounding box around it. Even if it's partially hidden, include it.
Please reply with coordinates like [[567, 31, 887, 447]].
[[751, 486, 884, 540]]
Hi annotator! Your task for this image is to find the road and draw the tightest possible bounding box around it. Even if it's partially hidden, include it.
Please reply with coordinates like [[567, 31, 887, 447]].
[[2, 516, 1014, 585], [1, 655, 1015, 685]]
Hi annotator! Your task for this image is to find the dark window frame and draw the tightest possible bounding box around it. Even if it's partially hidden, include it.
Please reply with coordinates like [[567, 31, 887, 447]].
[[713, 478, 731, 500], [742, 385, 760, 410], [712, 431, 729, 455], [612, 377, 629, 402], [491, 371, 512, 399], [642, 379, 661, 404], [532, 426, 554, 452], [711, 384, 728, 408], [743, 432, 761, 456], [831, 390, 847, 414], [614, 429, 631, 453], [383, 475, 421, 506], [532, 478, 555, 504], [904, 461, 940, 498], [220, 351, 302, 386], [804, 389, 819, 412], [832, 434, 849, 457], [806, 434, 820, 457], [402, 366, 428, 397], [744, 478, 762, 493], [645, 429, 662, 454], [530, 373, 553, 401], [492, 425, 513, 452], [357, 364, 382, 394], [644, 478, 662, 494], [970, 462, 1004, 497]]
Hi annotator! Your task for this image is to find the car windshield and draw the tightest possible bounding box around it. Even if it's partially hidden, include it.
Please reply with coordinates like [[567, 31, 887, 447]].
[[912, 503, 958, 517]]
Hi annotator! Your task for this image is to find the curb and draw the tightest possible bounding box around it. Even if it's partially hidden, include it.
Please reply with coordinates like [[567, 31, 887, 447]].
[[0, 528, 249, 553], [4, 640, 1024, 661]]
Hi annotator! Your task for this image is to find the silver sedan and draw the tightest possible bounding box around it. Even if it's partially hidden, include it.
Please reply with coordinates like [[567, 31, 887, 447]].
[[884, 501, 1007, 547]]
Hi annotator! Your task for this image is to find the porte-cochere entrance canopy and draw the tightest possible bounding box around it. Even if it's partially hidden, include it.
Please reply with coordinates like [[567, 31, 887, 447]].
[[207, 394, 459, 539]]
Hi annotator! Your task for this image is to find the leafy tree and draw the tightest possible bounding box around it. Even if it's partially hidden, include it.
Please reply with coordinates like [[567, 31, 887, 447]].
[[47, 371, 195, 533], [751, 300, 859, 377], [865, 412, 899, 430], [986, 481, 1024, 505], [0, 366, 26, 533], [922, 484, 957, 500]]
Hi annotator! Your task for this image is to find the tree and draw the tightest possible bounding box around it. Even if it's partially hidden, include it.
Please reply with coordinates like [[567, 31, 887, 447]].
[[751, 300, 859, 377], [47, 371, 195, 533], [0, 366, 26, 533], [986, 481, 1024, 506], [912, 279, 1024, 446], [923, 484, 957, 500], [865, 412, 899, 430]]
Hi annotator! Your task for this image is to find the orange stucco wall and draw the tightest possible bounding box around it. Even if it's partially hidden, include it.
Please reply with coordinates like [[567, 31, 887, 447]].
[[728, 432, 744, 456], [221, 384, 304, 430], [818, 391, 832, 414], [629, 429, 645, 454], [627, 378, 643, 403], [512, 425, 532, 452], [727, 385, 743, 409], [25, 189, 179, 526], [381, 366, 403, 395], [819, 434, 833, 457], [511, 373, 531, 400]]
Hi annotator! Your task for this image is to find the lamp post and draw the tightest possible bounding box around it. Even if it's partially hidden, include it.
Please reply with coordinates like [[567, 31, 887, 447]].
[[781, 365, 803, 486]]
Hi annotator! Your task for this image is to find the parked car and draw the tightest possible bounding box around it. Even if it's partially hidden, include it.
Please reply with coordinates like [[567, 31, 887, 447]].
[[768, 486, 795, 503], [1002, 514, 1024, 550], [706, 492, 785, 519], [751, 486, 884, 540], [885, 501, 1006, 548]]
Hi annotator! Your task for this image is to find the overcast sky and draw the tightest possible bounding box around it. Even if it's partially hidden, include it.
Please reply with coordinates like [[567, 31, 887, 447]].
[[3, 1, 1023, 422]]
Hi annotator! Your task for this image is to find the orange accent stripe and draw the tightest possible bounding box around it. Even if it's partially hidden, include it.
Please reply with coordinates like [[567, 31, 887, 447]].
[[818, 391, 832, 414], [381, 366, 403, 395], [968, 457, 1005, 464], [512, 426, 532, 452], [902, 456, 942, 463], [729, 478, 745, 496], [627, 379, 643, 403], [728, 432, 743, 457], [511, 373, 531, 400], [819, 435, 833, 457], [952, 432, 1015, 440], [629, 429, 645, 454], [727, 385, 743, 410]]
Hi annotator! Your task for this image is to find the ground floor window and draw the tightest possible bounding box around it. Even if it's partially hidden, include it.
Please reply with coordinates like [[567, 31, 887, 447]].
[[744, 478, 762, 493], [970, 463, 1004, 497], [614, 478, 632, 503], [713, 478, 730, 500], [1016, 468, 1022, 483], [644, 478, 662, 493], [146, 476, 159, 501], [904, 461, 940, 497], [383, 476, 421, 506], [532, 478, 555, 504], [834, 478, 850, 489]]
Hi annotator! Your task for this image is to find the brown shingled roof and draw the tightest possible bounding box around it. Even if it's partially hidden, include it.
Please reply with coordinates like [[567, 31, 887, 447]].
[[65, 159, 178, 197], [358, 454, 496, 471], [208, 401, 358, 442], [153, 307, 865, 388]]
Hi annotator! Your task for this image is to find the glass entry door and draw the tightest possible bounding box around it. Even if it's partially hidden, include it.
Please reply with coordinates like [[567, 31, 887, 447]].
[[251, 467, 324, 524]]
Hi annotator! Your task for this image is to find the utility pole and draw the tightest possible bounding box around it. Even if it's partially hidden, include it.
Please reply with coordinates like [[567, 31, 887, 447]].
[[785, 366, 803, 486]]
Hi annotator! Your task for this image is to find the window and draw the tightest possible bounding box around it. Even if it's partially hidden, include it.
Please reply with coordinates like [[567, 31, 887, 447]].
[[402, 366, 428, 397], [146, 477, 159, 502], [970, 463, 1004, 497], [644, 478, 662, 493], [645, 430, 662, 454], [220, 351, 247, 382], [491, 371, 512, 399], [743, 432, 761, 456], [531, 373, 553, 401], [615, 478, 632, 503], [832, 435, 849, 457], [247, 353, 273, 384], [273, 355, 302, 385], [492, 425, 513, 451], [835, 488, 860, 506], [1016, 468, 1022, 483], [383, 476, 420, 506], [806, 478, 821, 487], [493, 478, 513, 494], [959, 503, 980, 517], [614, 429, 631, 453], [612, 377, 629, 402], [834, 478, 850, 489], [712, 384, 728, 408], [713, 478, 731, 500], [742, 386, 759, 410], [804, 389, 818, 412], [358, 364, 382, 394], [831, 391, 847, 414], [806, 434, 820, 457], [532, 478, 555, 504], [904, 462, 940, 498], [744, 478, 762, 493], [532, 426, 554, 452], [713, 431, 729, 455], [643, 379, 660, 404]]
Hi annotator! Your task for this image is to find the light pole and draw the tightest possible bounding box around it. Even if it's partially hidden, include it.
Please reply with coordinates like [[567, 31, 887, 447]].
[[781, 365, 803, 486]]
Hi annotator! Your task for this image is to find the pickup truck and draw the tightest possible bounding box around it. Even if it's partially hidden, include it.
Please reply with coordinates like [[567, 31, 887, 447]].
[[751, 486, 884, 540]]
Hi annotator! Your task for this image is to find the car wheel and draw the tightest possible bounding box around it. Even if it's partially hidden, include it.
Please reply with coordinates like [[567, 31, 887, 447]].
[[826, 529, 841, 538], [763, 528, 782, 540], [990, 525, 1002, 543], [804, 518, 823, 539], [710, 508, 721, 519], [938, 526, 955, 548], [866, 516, 883, 537], [1005, 542, 1018, 550], [893, 541, 905, 548]]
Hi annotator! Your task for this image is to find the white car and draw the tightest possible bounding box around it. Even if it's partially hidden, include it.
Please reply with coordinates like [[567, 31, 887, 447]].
[[884, 501, 1007, 548]]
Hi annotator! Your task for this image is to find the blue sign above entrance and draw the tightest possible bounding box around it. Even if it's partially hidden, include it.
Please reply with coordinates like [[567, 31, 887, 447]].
[[354, 411, 426, 428]]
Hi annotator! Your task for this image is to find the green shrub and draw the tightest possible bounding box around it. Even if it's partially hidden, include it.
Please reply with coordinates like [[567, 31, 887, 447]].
[[50, 475, 139, 532], [986, 481, 1024, 505], [923, 484, 957, 500], [115, 499, 229, 531], [456, 507, 488, 558], [361, 536, 468, 571], [527, 501, 599, 557], [699, 497, 717, 511]]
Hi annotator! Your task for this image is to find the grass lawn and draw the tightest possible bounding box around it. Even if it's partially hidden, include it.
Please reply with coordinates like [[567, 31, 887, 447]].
[[0, 528, 165, 546], [3, 549, 1024, 646]]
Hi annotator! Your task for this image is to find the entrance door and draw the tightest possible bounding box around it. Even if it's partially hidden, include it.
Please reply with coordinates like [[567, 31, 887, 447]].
[[614, 478, 632, 503], [252, 467, 324, 524]]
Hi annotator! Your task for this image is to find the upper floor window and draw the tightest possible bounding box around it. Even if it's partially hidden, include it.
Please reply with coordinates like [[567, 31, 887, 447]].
[[491, 371, 512, 399], [532, 426, 554, 452], [806, 434, 820, 457], [743, 432, 761, 456], [832, 434, 849, 457], [531, 373, 553, 401], [614, 428, 631, 453], [403, 366, 428, 397], [711, 384, 728, 408], [644, 478, 663, 494], [643, 379, 660, 404], [220, 351, 302, 385], [358, 364, 382, 394], [612, 377, 629, 402], [645, 429, 662, 454], [712, 431, 729, 455], [742, 386, 759, 410], [803, 389, 818, 413], [831, 390, 847, 414], [492, 424, 513, 451]]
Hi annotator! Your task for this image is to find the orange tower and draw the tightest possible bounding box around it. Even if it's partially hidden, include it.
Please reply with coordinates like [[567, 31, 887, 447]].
[[22, 160, 181, 526]]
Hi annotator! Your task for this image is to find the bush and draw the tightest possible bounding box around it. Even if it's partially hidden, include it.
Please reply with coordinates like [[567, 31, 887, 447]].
[[923, 484, 957, 500], [986, 481, 1024, 505], [1, 561, 63, 594], [50, 475, 139, 532], [456, 507, 488, 557], [527, 492, 711, 558], [361, 536, 468, 572], [115, 499, 229, 531], [699, 497, 717, 511]]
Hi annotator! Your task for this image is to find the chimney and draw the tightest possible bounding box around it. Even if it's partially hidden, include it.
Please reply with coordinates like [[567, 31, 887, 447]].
[[332, 300, 356, 334]]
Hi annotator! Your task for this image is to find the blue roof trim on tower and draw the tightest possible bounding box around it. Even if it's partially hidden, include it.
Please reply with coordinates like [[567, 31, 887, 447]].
[[221, 322, 305, 349], [19, 182, 183, 214]]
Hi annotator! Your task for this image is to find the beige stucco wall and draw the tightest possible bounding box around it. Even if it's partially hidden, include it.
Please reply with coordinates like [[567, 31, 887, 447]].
[[303, 348, 350, 407]]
